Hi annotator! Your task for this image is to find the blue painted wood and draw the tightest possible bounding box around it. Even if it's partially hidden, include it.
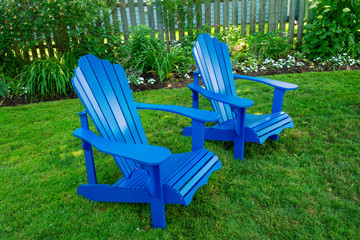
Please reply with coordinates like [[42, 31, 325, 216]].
[[184, 34, 298, 160], [72, 55, 222, 229], [79, 111, 97, 185]]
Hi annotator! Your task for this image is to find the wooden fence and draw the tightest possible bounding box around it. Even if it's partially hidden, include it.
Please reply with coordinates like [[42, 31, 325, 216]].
[[15, 0, 311, 61]]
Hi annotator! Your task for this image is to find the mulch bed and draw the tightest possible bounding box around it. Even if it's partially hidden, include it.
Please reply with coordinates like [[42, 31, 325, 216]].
[[1, 63, 359, 107]]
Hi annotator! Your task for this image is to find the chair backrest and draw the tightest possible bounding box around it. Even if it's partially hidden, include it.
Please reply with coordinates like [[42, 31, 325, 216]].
[[72, 55, 148, 178], [193, 33, 237, 124]]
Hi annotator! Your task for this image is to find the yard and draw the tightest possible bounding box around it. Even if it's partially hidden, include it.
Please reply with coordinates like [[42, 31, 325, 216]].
[[1, 70, 359, 238]]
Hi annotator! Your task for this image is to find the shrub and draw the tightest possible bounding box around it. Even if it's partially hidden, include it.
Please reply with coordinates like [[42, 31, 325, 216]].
[[303, 0, 360, 60], [0, 0, 112, 60], [222, 28, 293, 65]]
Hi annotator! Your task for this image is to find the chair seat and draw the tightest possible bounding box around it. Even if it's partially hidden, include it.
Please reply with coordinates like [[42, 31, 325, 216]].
[[113, 149, 221, 206], [183, 112, 294, 144]]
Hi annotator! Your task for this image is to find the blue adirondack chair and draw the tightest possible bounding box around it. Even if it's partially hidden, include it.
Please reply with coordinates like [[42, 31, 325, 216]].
[[71, 55, 222, 229], [183, 34, 298, 160]]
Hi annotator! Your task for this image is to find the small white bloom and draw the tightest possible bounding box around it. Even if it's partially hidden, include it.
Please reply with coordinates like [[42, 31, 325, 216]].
[[317, 15, 323, 20], [343, 8, 351, 13]]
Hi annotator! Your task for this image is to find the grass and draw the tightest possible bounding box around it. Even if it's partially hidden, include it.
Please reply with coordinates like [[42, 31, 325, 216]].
[[0, 70, 359, 239]]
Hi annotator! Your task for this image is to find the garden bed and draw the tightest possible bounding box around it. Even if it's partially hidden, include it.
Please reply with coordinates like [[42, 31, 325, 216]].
[[1, 63, 359, 107]]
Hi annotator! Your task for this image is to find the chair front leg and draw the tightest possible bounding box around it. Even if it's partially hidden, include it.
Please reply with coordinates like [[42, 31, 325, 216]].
[[142, 164, 166, 229], [191, 119, 205, 151], [272, 88, 286, 113], [233, 108, 246, 160]]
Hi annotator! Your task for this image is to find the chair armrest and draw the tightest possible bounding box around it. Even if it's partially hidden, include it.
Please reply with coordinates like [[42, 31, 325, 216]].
[[135, 102, 220, 122], [73, 128, 171, 165], [233, 74, 298, 90], [188, 83, 254, 108]]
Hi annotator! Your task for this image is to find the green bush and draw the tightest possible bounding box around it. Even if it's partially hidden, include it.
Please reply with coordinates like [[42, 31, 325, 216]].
[[303, 0, 360, 60], [221, 28, 293, 64], [19, 53, 76, 99], [0, 0, 112, 60]]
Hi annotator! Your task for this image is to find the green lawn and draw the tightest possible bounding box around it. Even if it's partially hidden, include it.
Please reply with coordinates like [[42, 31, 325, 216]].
[[1, 70, 359, 239]]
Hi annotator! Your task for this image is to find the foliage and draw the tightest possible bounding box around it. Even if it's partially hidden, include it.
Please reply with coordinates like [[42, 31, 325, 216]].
[[303, 0, 360, 59], [159, 0, 204, 35], [1, 71, 360, 238], [70, 26, 124, 63], [18, 53, 76, 99], [120, 26, 190, 83], [0, 52, 25, 79], [0, 76, 9, 99], [0, 0, 112, 59], [224, 28, 293, 63]]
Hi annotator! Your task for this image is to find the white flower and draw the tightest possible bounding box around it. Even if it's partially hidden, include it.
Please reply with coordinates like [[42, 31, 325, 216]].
[[184, 74, 190, 79], [309, 4, 317, 9], [317, 15, 323, 20], [324, 9, 330, 13], [343, 8, 351, 13]]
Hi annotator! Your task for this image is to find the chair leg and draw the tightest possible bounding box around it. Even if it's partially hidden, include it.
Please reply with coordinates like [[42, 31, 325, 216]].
[[143, 165, 166, 229], [233, 108, 246, 160], [150, 198, 166, 229], [270, 135, 279, 141], [234, 135, 245, 160]]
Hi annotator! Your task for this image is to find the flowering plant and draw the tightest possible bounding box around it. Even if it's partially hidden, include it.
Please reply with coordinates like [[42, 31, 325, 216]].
[[303, 0, 360, 60], [0, 0, 109, 60]]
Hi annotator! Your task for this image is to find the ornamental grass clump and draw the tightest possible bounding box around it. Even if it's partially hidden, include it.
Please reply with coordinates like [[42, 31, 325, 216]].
[[19, 53, 75, 99]]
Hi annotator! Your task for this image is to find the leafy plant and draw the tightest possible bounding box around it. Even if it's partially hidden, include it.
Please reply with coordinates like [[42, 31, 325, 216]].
[[303, 0, 360, 60], [19, 53, 74, 99], [121, 26, 190, 83], [0, 77, 9, 99]]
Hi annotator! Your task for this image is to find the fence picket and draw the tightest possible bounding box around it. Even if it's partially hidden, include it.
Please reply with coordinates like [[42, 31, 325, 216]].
[[214, 0, 220, 34], [288, 0, 296, 44], [119, 0, 130, 40], [297, 0, 306, 46], [259, 0, 266, 33], [279, 0, 287, 33], [128, 0, 137, 26], [250, 0, 256, 33], [268, 0, 276, 33], [37, 32, 46, 58], [138, 0, 145, 25], [223, 0, 229, 28], [155, 1, 165, 41], [196, 1, 202, 32], [147, 4, 156, 36], [232, 0, 238, 26], [205, 0, 211, 28], [241, 0, 247, 36]]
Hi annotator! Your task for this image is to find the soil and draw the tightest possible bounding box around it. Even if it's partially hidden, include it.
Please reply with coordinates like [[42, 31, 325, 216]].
[[1, 63, 359, 107]]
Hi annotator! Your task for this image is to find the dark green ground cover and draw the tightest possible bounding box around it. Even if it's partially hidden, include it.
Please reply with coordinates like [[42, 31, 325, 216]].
[[0, 70, 359, 239]]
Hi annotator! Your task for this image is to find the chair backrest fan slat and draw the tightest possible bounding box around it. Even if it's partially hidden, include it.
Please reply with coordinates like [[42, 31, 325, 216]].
[[72, 55, 148, 178], [193, 34, 238, 124]]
